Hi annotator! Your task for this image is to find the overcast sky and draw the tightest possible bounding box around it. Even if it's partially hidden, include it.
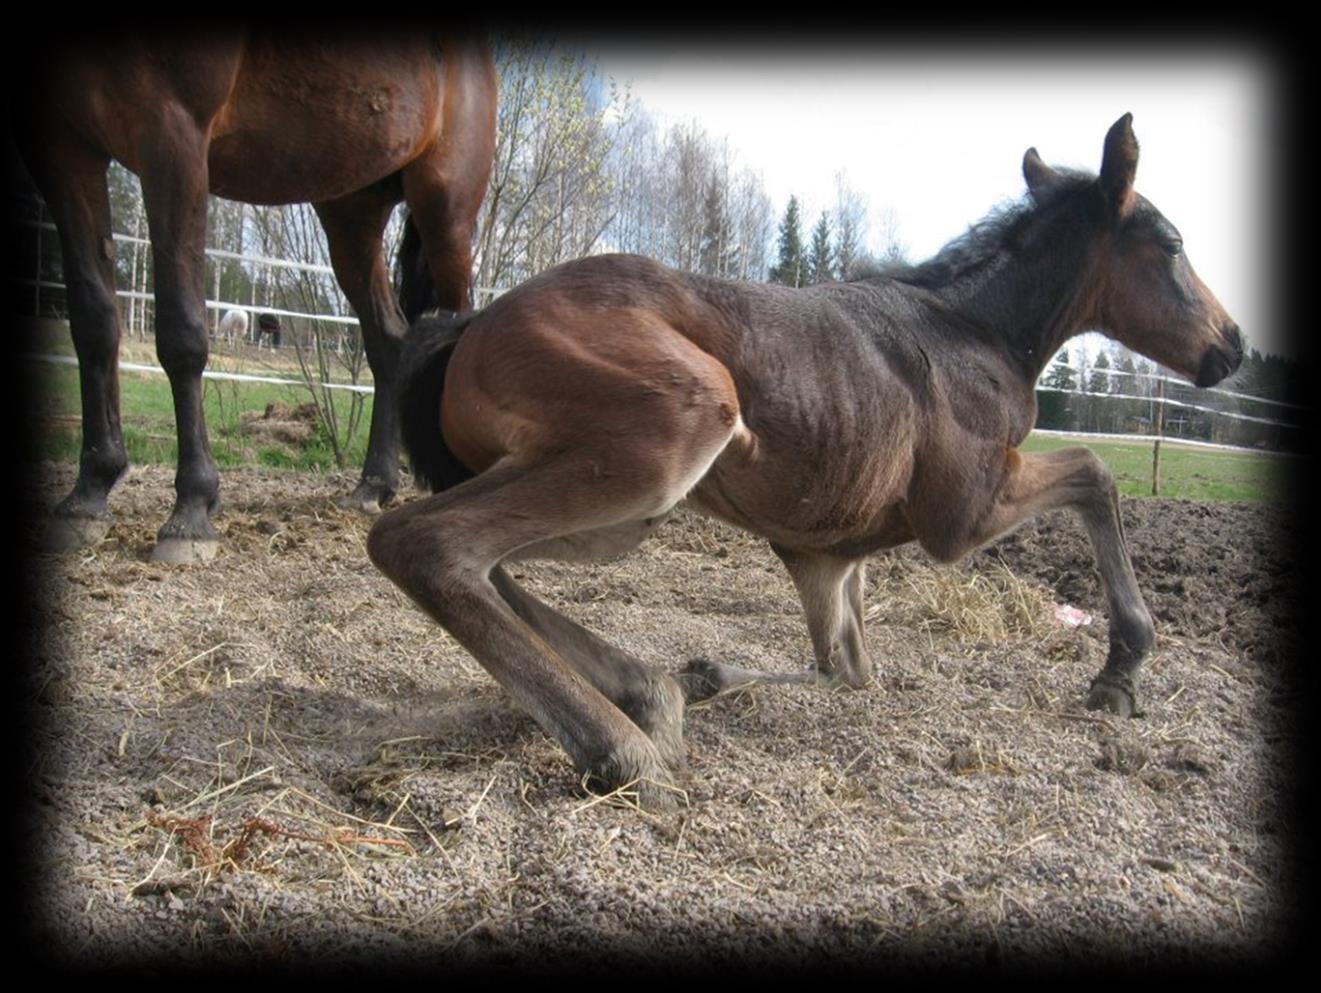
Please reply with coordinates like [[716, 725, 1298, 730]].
[[592, 44, 1281, 358]]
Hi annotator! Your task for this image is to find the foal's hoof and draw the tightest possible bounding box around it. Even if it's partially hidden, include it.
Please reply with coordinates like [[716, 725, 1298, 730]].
[[151, 537, 220, 565], [44, 514, 111, 552], [1085, 676, 1139, 718], [585, 748, 685, 813], [675, 657, 733, 704]]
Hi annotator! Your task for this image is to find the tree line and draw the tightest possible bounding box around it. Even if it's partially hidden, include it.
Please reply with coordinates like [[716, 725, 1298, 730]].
[[1035, 342, 1310, 453]]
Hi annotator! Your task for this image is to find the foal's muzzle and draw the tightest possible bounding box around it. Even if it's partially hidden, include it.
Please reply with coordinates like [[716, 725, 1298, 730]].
[[1194, 322, 1244, 388]]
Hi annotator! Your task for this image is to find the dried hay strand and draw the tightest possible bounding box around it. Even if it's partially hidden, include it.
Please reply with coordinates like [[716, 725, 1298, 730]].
[[869, 560, 1057, 644]]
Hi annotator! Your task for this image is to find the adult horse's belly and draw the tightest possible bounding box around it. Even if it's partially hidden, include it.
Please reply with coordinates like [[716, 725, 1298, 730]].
[[206, 41, 443, 205]]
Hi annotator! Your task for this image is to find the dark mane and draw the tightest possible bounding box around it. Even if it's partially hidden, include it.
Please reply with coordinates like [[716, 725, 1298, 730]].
[[859, 169, 1096, 289]]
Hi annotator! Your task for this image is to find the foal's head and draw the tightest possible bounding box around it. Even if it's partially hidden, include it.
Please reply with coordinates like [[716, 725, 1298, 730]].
[[1025, 113, 1243, 388]]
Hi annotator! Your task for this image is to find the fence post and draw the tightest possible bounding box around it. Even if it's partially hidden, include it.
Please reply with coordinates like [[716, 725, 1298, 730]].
[[1151, 377, 1165, 496]]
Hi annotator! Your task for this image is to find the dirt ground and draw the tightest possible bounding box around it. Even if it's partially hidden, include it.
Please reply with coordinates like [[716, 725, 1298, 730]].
[[21, 462, 1302, 971]]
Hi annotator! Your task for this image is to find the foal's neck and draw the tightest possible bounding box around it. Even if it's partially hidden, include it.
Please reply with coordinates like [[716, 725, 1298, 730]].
[[939, 225, 1097, 383]]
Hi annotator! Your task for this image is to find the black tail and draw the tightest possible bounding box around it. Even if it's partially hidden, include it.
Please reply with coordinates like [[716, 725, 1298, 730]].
[[397, 311, 476, 492], [396, 211, 436, 323]]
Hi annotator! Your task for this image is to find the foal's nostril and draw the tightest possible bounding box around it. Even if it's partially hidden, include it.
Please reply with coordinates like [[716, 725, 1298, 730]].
[[1223, 322, 1244, 358]]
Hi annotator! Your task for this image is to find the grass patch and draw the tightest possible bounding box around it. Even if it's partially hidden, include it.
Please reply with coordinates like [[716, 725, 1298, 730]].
[[1021, 434, 1293, 503], [30, 359, 372, 472]]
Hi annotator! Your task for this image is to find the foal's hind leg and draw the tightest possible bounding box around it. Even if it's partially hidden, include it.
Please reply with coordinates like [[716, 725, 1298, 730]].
[[490, 566, 686, 769], [368, 459, 704, 808], [921, 447, 1155, 717], [681, 550, 870, 702]]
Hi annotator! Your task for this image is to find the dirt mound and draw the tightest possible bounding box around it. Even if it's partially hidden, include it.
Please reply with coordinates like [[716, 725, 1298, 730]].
[[24, 464, 1301, 969], [236, 401, 320, 447]]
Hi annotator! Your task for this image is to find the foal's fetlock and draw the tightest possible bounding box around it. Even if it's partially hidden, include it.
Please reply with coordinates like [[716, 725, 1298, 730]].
[[1087, 616, 1152, 717]]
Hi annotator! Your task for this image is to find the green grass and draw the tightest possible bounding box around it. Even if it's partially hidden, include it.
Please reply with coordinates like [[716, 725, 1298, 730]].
[[1021, 434, 1294, 503], [31, 359, 373, 472]]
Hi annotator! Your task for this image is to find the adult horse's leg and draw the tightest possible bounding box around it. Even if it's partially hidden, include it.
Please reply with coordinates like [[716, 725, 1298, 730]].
[[23, 143, 128, 549], [138, 107, 221, 564], [314, 186, 408, 513], [920, 447, 1155, 717], [398, 45, 496, 317], [368, 460, 696, 809], [681, 549, 870, 702]]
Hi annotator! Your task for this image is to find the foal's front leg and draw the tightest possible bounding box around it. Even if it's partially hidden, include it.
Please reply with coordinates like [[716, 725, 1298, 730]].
[[680, 549, 870, 702], [929, 447, 1155, 716]]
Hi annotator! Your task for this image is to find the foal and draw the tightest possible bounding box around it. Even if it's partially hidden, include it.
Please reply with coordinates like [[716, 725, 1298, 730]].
[[370, 115, 1242, 807]]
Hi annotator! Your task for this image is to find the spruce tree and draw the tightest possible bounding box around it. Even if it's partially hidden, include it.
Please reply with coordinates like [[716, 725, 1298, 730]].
[[769, 196, 806, 287], [807, 212, 835, 284]]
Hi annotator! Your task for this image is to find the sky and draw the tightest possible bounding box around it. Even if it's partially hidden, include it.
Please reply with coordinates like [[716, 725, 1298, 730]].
[[592, 44, 1282, 358]]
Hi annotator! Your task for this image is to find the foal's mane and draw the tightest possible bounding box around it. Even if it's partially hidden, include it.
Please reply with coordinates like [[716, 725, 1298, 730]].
[[859, 169, 1097, 290]]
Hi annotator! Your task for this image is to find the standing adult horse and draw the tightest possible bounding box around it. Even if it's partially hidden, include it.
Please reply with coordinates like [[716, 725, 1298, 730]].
[[371, 114, 1242, 808], [14, 34, 496, 563]]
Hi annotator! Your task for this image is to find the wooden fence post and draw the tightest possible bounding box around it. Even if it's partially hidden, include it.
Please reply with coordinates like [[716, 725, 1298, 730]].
[[1152, 377, 1165, 496]]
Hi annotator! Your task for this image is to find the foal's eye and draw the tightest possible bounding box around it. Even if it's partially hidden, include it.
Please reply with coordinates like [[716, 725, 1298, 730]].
[[1161, 239, 1183, 258]]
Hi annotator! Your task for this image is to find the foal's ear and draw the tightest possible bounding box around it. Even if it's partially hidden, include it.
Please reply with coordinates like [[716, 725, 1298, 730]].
[[1100, 112, 1139, 218], [1023, 147, 1061, 198]]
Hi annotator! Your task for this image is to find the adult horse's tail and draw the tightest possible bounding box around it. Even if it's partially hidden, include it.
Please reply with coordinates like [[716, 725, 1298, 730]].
[[397, 311, 476, 492], [396, 211, 436, 323]]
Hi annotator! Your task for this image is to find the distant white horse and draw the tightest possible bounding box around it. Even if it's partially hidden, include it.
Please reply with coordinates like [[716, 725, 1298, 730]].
[[217, 308, 249, 345]]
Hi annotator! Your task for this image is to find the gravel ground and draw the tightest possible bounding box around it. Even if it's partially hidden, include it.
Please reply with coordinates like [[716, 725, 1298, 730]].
[[21, 462, 1303, 972]]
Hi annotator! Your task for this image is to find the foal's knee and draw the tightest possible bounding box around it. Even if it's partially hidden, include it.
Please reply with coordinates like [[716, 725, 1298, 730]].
[[368, 506, 483, 600]]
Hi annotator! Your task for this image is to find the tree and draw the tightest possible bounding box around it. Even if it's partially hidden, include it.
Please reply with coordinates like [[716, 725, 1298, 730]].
[[698, 175, 737, 277], [1082, 350, 1112, 432], [807, 212, 835, 284], [1036, 348, 1077, 429], [473, 42, 621, 294], [874, 205, 908, 264], [833, 172, 868, 280], [769, 196, 806, 287]]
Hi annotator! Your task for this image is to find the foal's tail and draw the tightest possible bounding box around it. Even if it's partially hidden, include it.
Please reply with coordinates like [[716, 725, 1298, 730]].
[[395, 211, 436, 323], [397, 311, 476, 493]]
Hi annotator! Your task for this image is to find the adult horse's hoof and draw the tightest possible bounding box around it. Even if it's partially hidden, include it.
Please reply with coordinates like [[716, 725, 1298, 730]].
[[151, 537, 220, 565], [44, 514, 111, 552], [1085, 676, 1139, 718], [337, 479, 395, 516]]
